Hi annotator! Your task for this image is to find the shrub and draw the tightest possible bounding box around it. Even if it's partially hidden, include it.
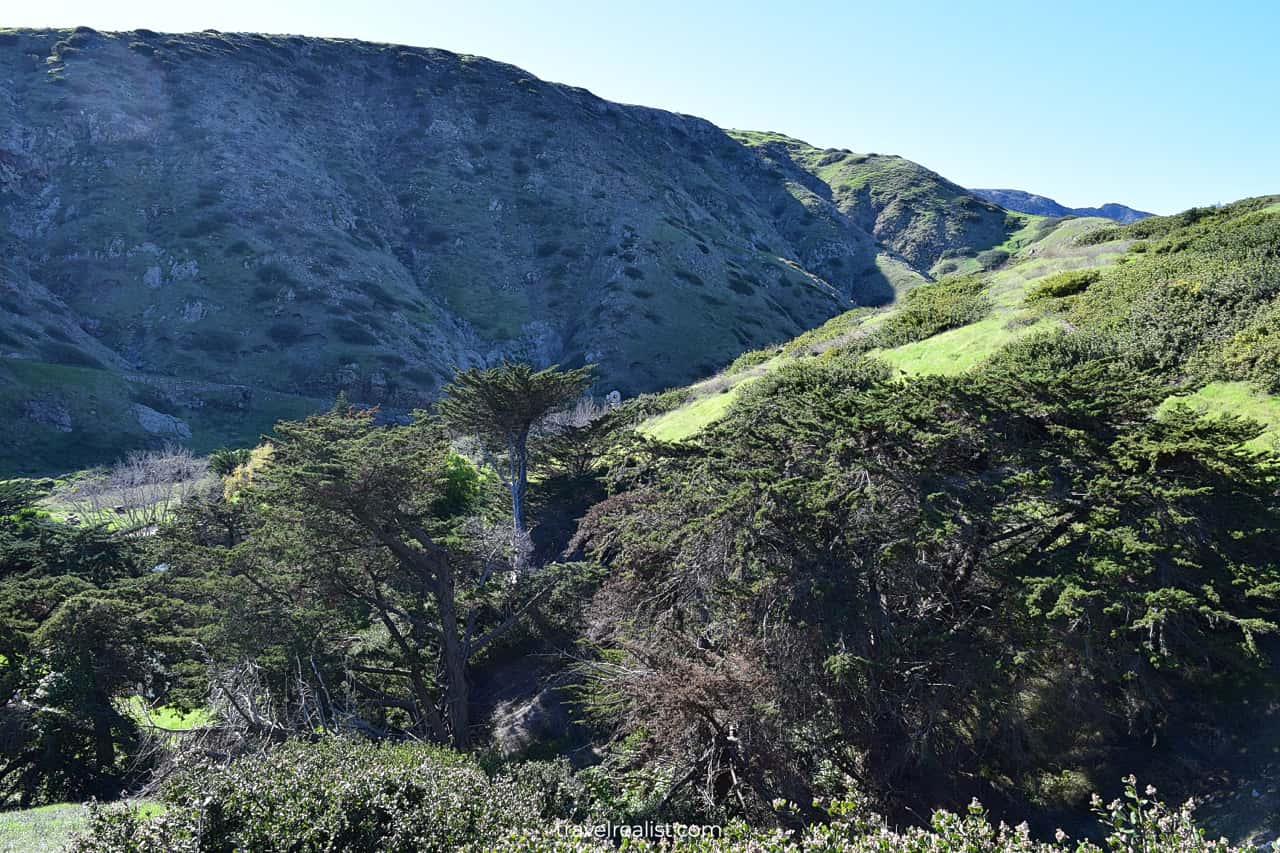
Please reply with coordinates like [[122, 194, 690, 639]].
[[186, 328, 240, 353], [208, 447, 253, 477], [78, 750, 1249, 853], [1028, 269, 1102, 301], [71, 739, 543, 853], [1213, 306, 1280, 392], [725, 346, 779, 375], [255, 262, 296, 286], [267, 321, 304, 344], [329, 319, 379, 345], [875, 276, 990, 347], [40, 341, 103, 368], [977, 248, 1010, 270]]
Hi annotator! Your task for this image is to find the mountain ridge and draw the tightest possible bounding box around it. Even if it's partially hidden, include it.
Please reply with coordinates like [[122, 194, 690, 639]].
[[1, 27, 1016, 472], [972, 187, 1153, 222]]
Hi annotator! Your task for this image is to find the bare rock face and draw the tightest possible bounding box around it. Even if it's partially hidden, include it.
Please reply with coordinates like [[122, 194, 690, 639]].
[[0, 27, 1017, 472], [131, 403, 192, 439]]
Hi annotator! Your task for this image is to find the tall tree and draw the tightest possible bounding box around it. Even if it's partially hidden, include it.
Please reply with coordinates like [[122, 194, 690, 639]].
[[438, 362, 593, 534], [575, 334, 1280, 819], [0, 487, 150, 807], [167, 404, 560, 751]]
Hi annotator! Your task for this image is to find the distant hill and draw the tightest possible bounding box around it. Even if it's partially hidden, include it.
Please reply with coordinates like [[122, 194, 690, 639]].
[[971, 188, 1153, 222], [0, 27, 1021, 473]]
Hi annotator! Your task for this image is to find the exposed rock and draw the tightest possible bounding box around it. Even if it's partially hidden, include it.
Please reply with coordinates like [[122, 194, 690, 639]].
[[22, 399, 72, 432], [131, 403, 192, 438]]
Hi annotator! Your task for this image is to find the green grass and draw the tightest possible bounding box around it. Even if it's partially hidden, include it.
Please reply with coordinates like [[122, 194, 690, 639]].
[[873, 316, 1057, 376], [641, 385, 746, 441], [1158, 381, 1280, 451], [0, 801, 160, 853], [119, 696, 213, 731], [0, 802, 86, 853]]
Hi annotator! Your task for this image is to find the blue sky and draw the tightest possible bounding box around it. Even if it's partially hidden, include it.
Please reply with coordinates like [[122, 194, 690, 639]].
[[8, 0, 1278, 214]]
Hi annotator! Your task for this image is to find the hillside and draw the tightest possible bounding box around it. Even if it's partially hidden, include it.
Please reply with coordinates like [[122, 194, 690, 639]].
[[631, 197, 1280, 841], [643, 196, 1280, 446], [973, 188, 1154, 222], [0, 27, 1027, 474]]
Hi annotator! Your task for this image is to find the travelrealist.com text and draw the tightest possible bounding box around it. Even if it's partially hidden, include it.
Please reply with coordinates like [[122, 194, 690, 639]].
[[554, 822, 725, 840]]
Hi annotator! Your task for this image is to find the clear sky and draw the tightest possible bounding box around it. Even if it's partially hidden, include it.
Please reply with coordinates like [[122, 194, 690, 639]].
[[7, 0, 1278, 214]]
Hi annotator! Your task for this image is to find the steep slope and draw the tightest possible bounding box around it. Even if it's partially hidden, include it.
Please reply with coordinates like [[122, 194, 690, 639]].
[[973, 188, 1153, 222], [733, 131, 1015, 273], [0, 28, 1018, 473]]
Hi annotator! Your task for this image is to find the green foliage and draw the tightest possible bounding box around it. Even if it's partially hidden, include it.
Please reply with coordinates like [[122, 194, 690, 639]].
[[70, 739, 544, 853], [1028, 268, 1101, 301], [976, 247, 1010, 270], [438, 363, 595, 448], [577, 334, 1280, 817], [1069, 197, 1280, 375], [0, 487, 151, 807], [151, 402, 567, 752], [69, 743, 1255, 852], [206, 447, 253, 477], [724, 346, 778, 375], [875, 275, 991, 347], [1211, 301, 1280, 392], [439, 362, 594, 530]]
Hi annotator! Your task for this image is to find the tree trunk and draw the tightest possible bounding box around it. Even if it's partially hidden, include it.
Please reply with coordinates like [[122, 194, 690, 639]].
[[91, 698, 117, 792], [510, 433, 528, 534], [435, 565, 471, 751]]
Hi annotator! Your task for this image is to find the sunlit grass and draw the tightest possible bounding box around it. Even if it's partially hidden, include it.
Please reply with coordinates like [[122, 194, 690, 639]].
[[119, 696, 213, 730], [1159, 381, 1280, 451], [0, 801, 161, 853], [873, 316, 1058, 376], [641, 386, 746, 442]]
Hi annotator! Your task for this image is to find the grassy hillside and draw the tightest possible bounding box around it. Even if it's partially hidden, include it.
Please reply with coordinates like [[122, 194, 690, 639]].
[[729, 130, 1016, 273], [0, 27, 1022, 474], [644, 197, 1280, 442]]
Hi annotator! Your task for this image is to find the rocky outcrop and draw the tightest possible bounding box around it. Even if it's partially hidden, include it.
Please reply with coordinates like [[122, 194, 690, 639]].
[[131, 404, 192, 439]]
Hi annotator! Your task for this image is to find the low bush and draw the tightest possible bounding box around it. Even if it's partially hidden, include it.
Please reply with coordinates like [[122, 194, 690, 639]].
[[875, 275, 990, 347], [1028, 268, 1102, 301], [267, 321, 304, 344], [977, 248, 1010, 270], [329, 319, 379, 345], [39, 341, 103, 368], [1212, 304, 1280, 392], [71, 739, 543, 853], [725, 346, 778, 374], [72, 748, 1255, 853]]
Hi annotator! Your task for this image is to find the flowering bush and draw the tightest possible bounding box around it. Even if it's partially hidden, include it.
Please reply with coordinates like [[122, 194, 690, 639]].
[[70, 739, 542, 852], [71, 741, 1270, 853]]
